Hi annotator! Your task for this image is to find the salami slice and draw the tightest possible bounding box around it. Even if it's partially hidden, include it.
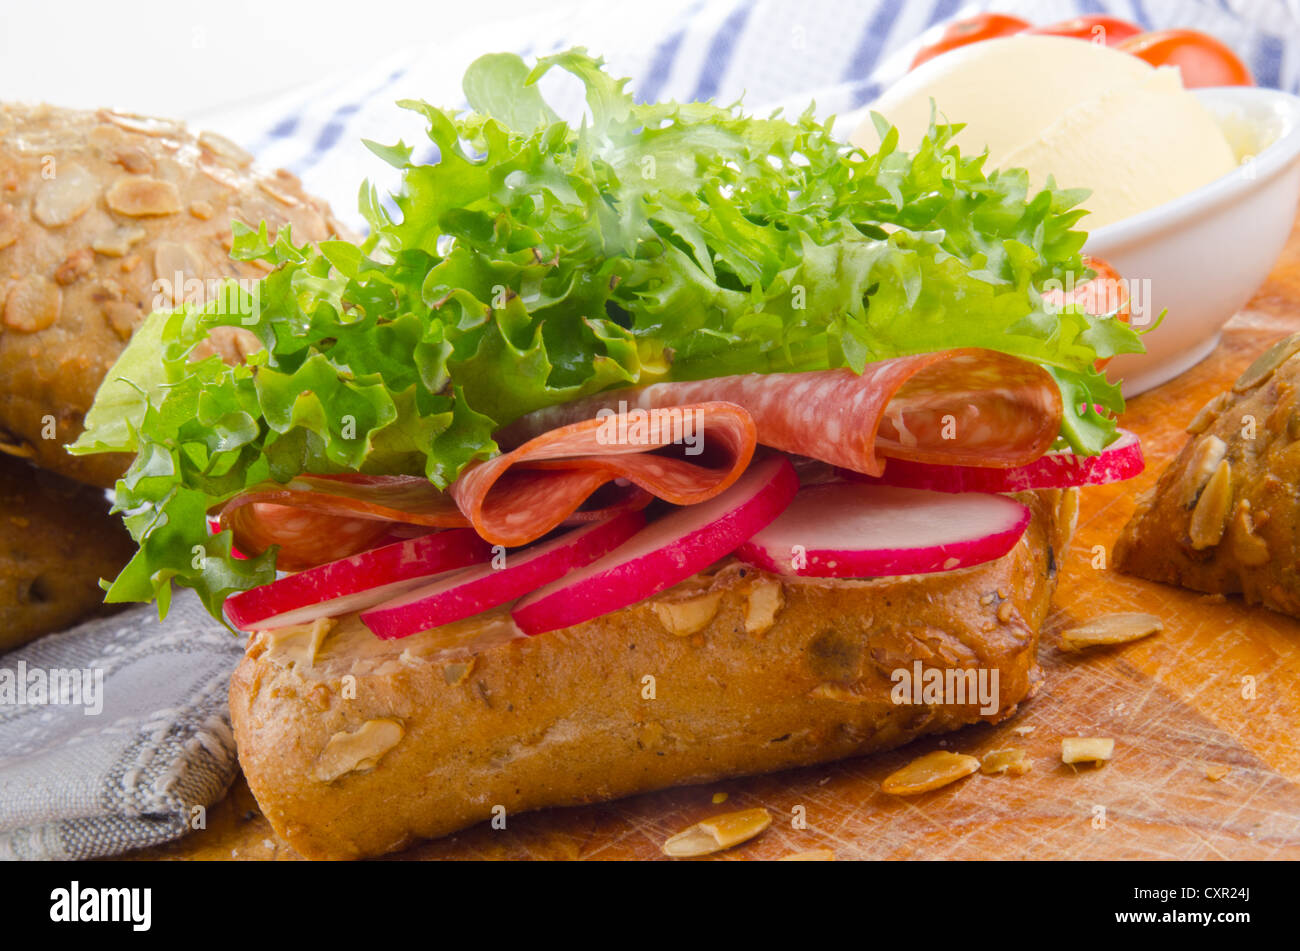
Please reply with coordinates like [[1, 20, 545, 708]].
[[560, 483, 655, 524], [497, 349, 1063, 477], [217, 475, 470, 570], [449, 401, 756, 546], [218, 404, 753, 564]]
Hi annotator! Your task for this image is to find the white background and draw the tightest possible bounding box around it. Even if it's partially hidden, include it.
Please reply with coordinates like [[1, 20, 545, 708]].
[[0, 0, 596, 121]]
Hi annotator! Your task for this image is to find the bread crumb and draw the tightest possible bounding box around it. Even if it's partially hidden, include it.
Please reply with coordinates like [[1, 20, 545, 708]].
[[1061, 737, 1114, 765], [980, 748, 1031, 777]]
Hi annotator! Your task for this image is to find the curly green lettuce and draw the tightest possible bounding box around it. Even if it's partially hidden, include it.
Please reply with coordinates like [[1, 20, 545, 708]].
[[71, 48, 1142, 619]]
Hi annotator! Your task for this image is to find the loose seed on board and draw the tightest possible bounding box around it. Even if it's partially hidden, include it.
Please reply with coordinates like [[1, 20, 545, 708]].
[[662, 807, 772, 858], [1060, 613, 1163, 651], [1061, 737, 1114, 765], [881, 751, 980, 795]]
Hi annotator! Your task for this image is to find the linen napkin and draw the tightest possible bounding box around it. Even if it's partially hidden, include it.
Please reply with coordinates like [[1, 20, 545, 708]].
[[0, 593, 243, 860]]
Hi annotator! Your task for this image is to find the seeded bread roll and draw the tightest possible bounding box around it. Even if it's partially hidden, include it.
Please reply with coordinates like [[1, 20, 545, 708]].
[[230, 489, 1075, 860], [0, 453, 135, 649], [0, 103, 350, 487], [1116, 332, 1300, 615]]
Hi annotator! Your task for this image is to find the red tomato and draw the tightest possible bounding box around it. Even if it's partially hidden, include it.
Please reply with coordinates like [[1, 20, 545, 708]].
[[1027, 15, 1142, 46], [1041, 257, 1130, 371], [1118, 29, 1254, 87], [910, 13, 1030, 70]]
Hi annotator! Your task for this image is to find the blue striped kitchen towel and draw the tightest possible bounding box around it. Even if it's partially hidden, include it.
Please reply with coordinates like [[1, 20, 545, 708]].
[[198, 0, 1299, 231]]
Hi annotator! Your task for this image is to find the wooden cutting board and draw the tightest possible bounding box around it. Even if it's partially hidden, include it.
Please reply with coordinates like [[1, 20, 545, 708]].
[[128, 218, 1300, 862]]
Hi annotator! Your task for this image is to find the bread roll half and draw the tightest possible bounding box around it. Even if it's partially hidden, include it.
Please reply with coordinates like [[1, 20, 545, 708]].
[[231, 489, 1075, 859]]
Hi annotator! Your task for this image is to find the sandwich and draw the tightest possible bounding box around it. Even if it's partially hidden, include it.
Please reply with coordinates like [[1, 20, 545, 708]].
[[70, 50, 1145, 858]]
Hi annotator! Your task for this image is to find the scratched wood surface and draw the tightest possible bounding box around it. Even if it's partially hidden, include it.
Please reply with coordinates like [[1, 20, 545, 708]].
[[127, 219, 1300, 862]]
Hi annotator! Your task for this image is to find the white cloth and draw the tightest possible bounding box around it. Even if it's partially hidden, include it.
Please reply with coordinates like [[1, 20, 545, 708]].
[[0, 594, 242, 860]]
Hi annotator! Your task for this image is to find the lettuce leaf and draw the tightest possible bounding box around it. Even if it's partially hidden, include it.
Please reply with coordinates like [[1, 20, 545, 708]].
[[72, 48, 1141, 618]]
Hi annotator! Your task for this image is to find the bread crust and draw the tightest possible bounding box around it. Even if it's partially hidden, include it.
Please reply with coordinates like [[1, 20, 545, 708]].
[[0, 453, 135, 648], [0, 103, 349, 486], [230, 490, 1073, 860], [1115, 333, 1300, 615]]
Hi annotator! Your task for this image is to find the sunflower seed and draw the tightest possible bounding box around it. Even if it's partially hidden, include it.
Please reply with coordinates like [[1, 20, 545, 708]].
[[1060, 613, 1163, 651], [652, 592, 722, 636], [1233, 333, 1300, 393], [102, 111, 183, 138], [662, 807, 772, 857], [1181, 436, 1227, 506], [744, 578, 783, 633], [1189, 459, 1232, 550], [2, 275, 61, 332], [198, 130, 253, 168], [881, 750, 980, 795], [1186, 392, 1230, 435], [32, 163, 99, 226], [106, 176, 181, 217]]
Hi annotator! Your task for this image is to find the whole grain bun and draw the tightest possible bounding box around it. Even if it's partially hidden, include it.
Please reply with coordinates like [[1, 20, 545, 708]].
[[231, 489, 1075, 860], [1116, 332, 1300, 615], [0, 453, 135, 649], [0, 103, 350, 486]]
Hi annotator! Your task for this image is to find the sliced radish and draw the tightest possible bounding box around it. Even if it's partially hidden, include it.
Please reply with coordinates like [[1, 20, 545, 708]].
[[208, 516, 249, 560], [511, 454, 799, 637], [736, 483, 1030, 578], [361, 511, 647, 640], [849, 429, 1143, 494], [224, 528, 491, 631]]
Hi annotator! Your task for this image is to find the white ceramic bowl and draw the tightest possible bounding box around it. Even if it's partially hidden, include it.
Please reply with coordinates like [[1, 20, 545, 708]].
[[1088, 87, 1300, 397]]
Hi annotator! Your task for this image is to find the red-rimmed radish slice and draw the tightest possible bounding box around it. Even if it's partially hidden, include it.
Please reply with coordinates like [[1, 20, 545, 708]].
[[224, 528, 491, 631], [844, 429, 1143, 494], [361, 511, 647, 640], [736, 483, 1030, 578], [207, 516, 249, 560], [511, 454, 799, 637]]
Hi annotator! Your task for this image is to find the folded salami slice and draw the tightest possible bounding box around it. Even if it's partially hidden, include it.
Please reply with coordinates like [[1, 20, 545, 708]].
[[218, 403, 755, 563], [496, 349, 1062, 477], [218, 475, 469, 570], [449, 401, 756, 546]]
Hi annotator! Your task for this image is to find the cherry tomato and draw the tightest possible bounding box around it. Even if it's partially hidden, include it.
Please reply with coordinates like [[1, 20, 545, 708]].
[[1118, 29, 1254, 87], [1041, 257, 1130, 371], [910, 13, 1030, 70], [1026, 15, 1141, 46]]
